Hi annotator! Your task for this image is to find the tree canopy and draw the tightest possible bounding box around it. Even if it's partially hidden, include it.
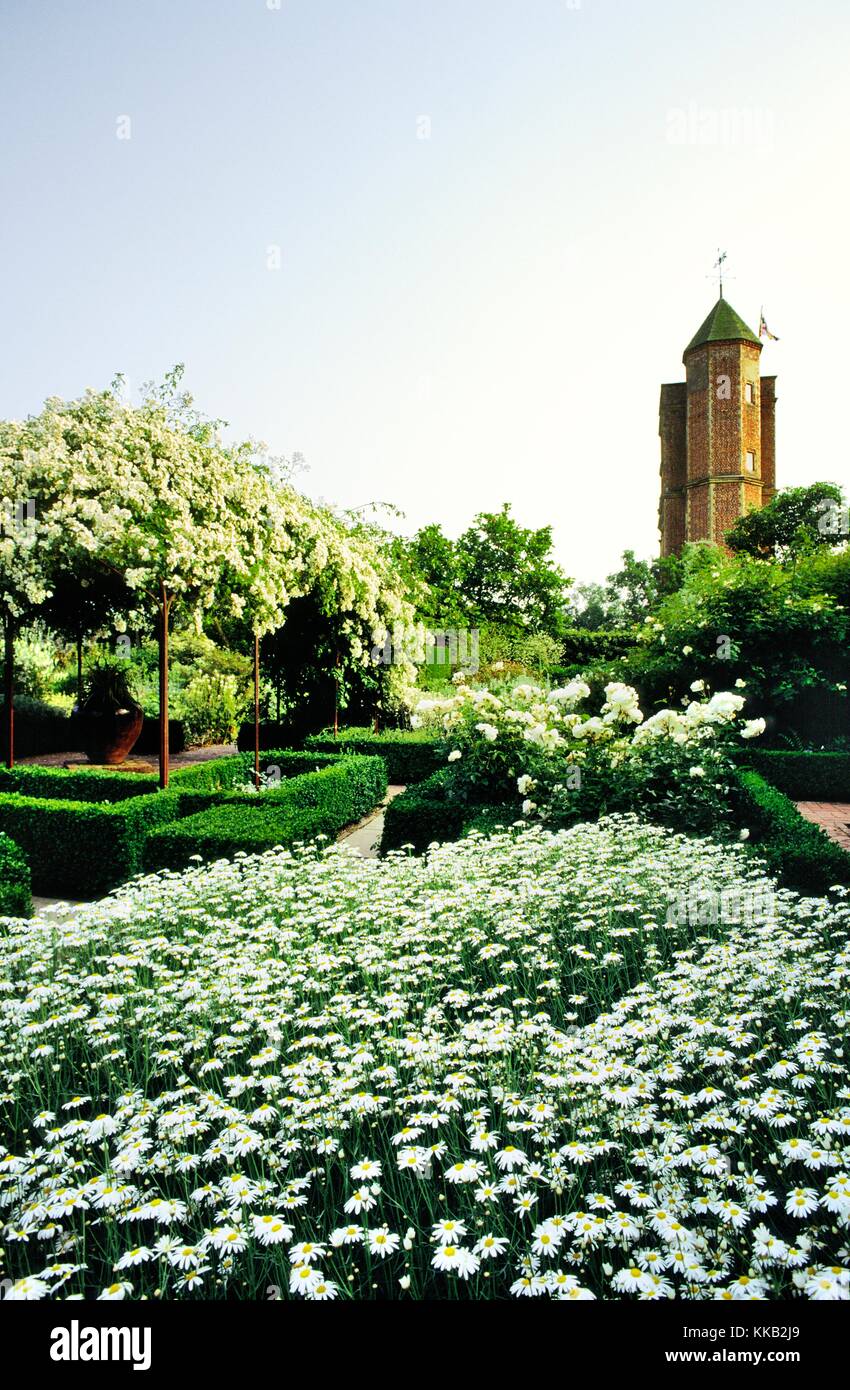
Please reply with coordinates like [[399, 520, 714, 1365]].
[[726, 482, 845, 561]]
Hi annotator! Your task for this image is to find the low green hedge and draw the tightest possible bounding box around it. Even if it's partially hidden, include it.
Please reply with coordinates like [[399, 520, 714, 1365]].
[[743, 750, 850, 802], [555, 629, 640, 670], [380, 772, 474, 854], [177, 757, 386, 819], [735, 770, 850, 895], [0, 832, 32, 918], [146, 756, 387, 871], [143, 803, 342, 872], [0, 791, 182, 897], [172, 748, 344, 794], [305, 728, 442, 785], [0, 764, 158, 803]]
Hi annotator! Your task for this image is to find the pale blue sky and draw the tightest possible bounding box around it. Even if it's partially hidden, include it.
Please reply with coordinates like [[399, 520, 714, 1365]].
[[2, 0, 848, 579]]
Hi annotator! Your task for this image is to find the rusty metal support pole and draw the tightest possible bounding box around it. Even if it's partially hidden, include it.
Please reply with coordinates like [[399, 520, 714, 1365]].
[[254, 631, 260, 790], [158, 586, 170, 790], [3, 614, 14, 769]]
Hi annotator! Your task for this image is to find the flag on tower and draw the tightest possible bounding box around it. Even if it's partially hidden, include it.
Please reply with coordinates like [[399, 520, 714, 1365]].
[[759, 310, 779, 340]]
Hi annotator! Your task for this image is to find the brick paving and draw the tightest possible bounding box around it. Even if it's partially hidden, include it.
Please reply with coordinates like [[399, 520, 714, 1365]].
[[795, 802, 850, 852]]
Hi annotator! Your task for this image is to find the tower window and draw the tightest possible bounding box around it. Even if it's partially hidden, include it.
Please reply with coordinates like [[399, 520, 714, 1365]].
[[745, 451, 756, 471], [745, 381, 755, 404]]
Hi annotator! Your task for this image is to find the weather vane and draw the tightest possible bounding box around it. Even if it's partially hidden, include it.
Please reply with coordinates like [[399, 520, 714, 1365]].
[[712, 249, 728, 297]]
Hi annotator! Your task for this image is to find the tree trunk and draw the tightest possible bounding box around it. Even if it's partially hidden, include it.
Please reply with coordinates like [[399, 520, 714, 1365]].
[[3, 613, 13, 769], [254, 631, 260, 791], [158, 587, 170, 789], [76, 631, 83, 707]]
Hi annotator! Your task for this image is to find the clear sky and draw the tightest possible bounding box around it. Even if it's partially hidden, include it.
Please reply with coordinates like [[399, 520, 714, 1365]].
[[2, 0, 848, 581]]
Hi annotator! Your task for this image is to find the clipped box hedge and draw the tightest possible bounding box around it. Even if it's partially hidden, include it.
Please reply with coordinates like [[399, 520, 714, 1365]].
[[0, 791, 182, 898], [743, 750, 850, 803], [0, 831, 32, 918], [146, 755, 387, 872], [735, 769, 850, 895], [0, 764, 158, 803], [172, 748, 345, 794], [176, 756, 386, 819], [304, 728, 442, 785], [380, 771, 471, 854]]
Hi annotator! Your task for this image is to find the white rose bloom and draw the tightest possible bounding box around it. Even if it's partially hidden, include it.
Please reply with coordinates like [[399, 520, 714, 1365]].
[[740, 718, 766, 740], [690, 679, 706, 693], [447, 749, 462, 762]]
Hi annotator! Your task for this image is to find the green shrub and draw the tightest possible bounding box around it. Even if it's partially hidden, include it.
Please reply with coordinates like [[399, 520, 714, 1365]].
[[380, 772, 474, 854], [0, 763, 157, 803], [743, 750, 850, 802], [177, 672, 240, 747], [555, 629, 640, 670], [0, 792, 182, 897], [147, 757, 387, 871], [734, 770, 850, 894], [172, 748, 348, 793], [0, 832, 32, 917], [305, 728, 441, 784], [0, 698, 76, 757]]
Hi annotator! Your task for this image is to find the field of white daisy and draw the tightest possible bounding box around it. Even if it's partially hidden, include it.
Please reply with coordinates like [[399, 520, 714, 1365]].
[[1, 815, 849, 1301]]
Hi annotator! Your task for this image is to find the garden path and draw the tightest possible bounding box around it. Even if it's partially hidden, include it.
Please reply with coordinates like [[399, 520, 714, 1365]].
[[28, 781, 406, 911], [795, 801, 850, 853], [337, 786, 406, 858]]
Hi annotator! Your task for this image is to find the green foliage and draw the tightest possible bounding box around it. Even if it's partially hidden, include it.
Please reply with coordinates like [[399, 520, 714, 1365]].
[[0, 698, 74, 757], [743, 750, 850, 802], [5, 631, 57, 701], [627, 544, 850, 723], [380, 772, 472, 854], [546, 740, 739, 838], [172, 748, 346, 792], [177, 671, 240, 747], [734, 770, 850, 894], [555, 629, 641, 670], [80, 659, 140, 712], [146, 757, 387, 871], [477, 627, 564, 675], [0, 792, 181, 897], [0, 832, 31, 918], [0, 764, 157, 802], [726, 482, 845, 560], [304, 728, 442, 784], [567, 552, 685, 631], [405, 506, 572, 639]]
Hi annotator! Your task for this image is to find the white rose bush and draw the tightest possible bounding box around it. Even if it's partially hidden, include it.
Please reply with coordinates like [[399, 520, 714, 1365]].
[[414, 677, 764, 836]]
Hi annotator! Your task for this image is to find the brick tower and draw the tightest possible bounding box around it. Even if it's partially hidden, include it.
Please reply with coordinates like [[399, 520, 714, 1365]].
[[659, 296, 776, 556]]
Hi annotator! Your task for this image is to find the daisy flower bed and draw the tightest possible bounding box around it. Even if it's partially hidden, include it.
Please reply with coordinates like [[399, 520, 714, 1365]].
[[1, 815, 848, 1301]]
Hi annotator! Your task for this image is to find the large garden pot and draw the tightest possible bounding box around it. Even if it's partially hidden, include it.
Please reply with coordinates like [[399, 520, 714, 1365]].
[[80, 703, 144, 765]]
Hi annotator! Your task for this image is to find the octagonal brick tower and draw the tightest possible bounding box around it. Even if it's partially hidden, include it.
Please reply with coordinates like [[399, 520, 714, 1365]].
[[659, 296, 776, 556]]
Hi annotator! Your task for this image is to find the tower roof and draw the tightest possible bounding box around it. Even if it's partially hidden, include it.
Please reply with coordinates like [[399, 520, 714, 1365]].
[[685, 297, 761, 353]]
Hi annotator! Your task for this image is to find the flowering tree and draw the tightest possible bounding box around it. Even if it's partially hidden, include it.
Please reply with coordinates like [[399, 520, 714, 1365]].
[[0, 415, 120, 763], [258, 508, 419, 737], [6, 374, 272, 785], [224, 472, 316, 786]]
